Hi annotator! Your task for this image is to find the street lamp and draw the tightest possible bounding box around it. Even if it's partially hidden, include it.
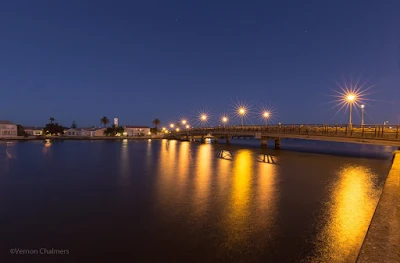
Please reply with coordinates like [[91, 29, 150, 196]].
[[262, 111, 270, 125], [222, 116, 228, 128], [238, 107, 246, 126], [176, 128, 180, 132], [185, 124, 190, 129], [200, 114, 207, 128], [346, 94, 356, 128], [181, 119, 187, 125], [360, 104, 365, 126], [170, 123, 175, 128]]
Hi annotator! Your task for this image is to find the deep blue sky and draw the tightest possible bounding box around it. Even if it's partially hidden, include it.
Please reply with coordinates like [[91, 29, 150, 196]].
[[1, 0, 399, 127]]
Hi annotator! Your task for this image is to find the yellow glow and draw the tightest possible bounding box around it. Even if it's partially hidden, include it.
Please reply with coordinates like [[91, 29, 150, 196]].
[[346, 94, 356, 102], [222, 116, 228, 123], [361, 104, 365, 109], [194, 145, 212, 218], [176, 128, 180, 132], [310, 165, 380, 262], [162, 127, 166, 130], [225, 150, 252, 245], [263, 111, 270, 118], [238, 107, 246, 115], [170, 123, 174, 128], [185, 124, 190, 129], [182, 119, 187, 125], [201, 114, 207, 121]]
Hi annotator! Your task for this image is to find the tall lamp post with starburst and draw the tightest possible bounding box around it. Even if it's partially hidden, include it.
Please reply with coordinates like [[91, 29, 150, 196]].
[[346, 94, 356, 129]]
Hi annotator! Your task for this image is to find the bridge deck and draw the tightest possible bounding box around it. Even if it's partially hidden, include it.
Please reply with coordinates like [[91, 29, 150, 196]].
[[167, 124, 400, 146]]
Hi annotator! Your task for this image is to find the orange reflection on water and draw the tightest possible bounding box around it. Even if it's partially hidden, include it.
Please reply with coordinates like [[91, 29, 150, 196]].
[[255, 161, 278, 232], [42, 139, 52, 155], [155, 140, 178, 209], [192, 144, 212, 217], [177, 142, 190, 197], [313, 165, 380, 262], [118, 139, 130, 185], [225, 150, 252, 245]]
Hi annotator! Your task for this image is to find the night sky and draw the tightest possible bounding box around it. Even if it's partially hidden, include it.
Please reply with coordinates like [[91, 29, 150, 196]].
[[1, 1, 399, 127]]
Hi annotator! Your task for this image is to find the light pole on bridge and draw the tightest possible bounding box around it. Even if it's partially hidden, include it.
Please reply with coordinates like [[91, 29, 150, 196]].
[[361, 104, 365, 126], [346, 94, 355, 129]]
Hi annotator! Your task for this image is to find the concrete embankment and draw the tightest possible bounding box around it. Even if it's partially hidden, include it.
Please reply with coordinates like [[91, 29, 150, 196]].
[[357, 150, 400, 262]]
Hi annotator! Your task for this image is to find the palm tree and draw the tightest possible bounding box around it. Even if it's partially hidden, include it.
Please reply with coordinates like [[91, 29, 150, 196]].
[[100, 116, 109, 128], [152, 118, 161, 130], [50, 117, 55, 124]]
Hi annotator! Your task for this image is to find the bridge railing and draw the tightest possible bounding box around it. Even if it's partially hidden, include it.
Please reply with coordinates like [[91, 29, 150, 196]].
[[168, 124, 400, 140]]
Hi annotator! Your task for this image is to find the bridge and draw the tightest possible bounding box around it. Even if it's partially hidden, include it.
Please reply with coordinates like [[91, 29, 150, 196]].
[[165, 124, 400, 148]]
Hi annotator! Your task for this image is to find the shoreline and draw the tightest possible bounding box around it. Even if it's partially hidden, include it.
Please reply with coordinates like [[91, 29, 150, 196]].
[[0, 136, 164, 141], [357, 150, 400, 262]]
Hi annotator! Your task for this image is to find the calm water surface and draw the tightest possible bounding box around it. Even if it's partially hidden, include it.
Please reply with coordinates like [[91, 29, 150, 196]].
[[0, 139, 394, 262]]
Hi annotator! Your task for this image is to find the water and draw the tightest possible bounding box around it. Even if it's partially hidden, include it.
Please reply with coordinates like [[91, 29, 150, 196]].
[[0, 139, 394, 262]]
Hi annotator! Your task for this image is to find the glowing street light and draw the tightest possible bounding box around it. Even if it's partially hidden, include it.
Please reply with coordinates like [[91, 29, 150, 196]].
[[360, 104, 365, 126], [237, 107, 247, 126], [181, 119, 187, 125], [170, 123, 175, 128], [262, 111, 270, 125], [222, 116, 228, 128], [346, 93, 356, 128], [201, 114, 207, 121], [176, 128, 180, 132], [185, 124, 190, 129], [162, 127, 166, 130]]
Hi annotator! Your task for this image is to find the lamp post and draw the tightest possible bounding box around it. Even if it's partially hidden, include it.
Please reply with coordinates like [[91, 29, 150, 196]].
[[262, 111, 270, 125], [238, 107, 246, 126], [222, 116, 228, 128], [200, 114, 207, 128], [346, 94, 355, 129], [360, 104, 365, 126]]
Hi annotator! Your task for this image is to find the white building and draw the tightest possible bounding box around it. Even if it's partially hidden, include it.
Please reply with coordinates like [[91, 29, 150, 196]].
[[24, 126, 43, 136], [0, 120, 18, 137], [65, 127, 106, 137], [124, 126, 151, 136]]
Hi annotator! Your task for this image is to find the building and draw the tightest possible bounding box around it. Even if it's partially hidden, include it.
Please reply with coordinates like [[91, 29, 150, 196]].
[[65, 127, 106, 137], [0, 120, 18, 137], [65, 128, 82, 136], [124, 126, 151, 136], [82, 127, 106, 137], [24, 126, 43, 136]]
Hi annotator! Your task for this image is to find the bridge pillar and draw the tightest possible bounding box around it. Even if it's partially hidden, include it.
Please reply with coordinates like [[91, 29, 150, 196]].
[[226, 136, 231, 144], [201, 136, 205, 143], [213, 138, 219, 144], [261, 139, 268, 148], [275, 138, 281, 149]]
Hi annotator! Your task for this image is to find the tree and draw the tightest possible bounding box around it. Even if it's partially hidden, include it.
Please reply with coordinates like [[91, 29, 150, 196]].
[[71, 121, 77, 129], [103, 124, 124, 136], [43, 122, 65, 136], [152, 118, 161, 130], [16, 125, 28, 137], [100, 116, 109, 128], [50, 117, 55, 124]]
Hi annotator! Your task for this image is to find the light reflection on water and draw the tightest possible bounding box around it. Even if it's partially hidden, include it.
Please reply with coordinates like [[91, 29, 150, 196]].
[[309, 166, 380, 262], [0, 140, 391, 262], [225, 150, 252, 247]]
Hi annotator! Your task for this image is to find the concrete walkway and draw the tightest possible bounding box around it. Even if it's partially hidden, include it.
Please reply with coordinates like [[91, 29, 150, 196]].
[[357, 151, 400, 262]]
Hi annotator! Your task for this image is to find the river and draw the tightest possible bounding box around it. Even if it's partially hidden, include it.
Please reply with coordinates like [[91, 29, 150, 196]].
[[0, 139, 394, 262]]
